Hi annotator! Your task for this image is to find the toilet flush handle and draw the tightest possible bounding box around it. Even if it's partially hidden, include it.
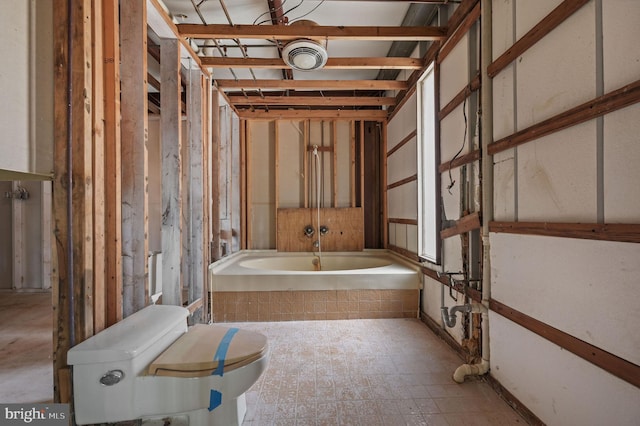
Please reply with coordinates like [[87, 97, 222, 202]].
[[99, 370, 124, 386]]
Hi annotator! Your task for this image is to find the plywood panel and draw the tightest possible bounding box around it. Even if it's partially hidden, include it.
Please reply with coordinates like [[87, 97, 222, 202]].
[[517, 121, 597, 222], [276, 208, 363, 252], [603, 104, 640, 222], [516, 2, 596, 130], [439, 103, 470, 163]]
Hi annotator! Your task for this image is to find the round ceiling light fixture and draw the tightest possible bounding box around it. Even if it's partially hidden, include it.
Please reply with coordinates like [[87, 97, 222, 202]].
[[282, 39, 329, 71]]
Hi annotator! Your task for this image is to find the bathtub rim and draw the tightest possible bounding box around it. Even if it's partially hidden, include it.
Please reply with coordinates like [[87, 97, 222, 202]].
[[208, 249, 423, 292]]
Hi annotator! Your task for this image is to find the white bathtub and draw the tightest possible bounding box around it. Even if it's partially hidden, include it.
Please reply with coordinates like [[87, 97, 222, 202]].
[[209, 250, 422, 292]]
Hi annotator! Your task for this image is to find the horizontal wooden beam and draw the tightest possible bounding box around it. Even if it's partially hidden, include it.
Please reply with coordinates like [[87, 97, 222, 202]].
[[178, 23, 447, 41], [421, 266, 482, 302], [489, 221, 640, 244], [216, 79, 408, 91], [388, 244, 420, 262], [237, 109, 387, 121], [488, 79, 640, 155], [202, 57, 423, 70], [228, 96, 396, 106], [437, 1, 480, 64], [488, 0, 590, 78], [387, 129, 417, 157], [490, 298, 640, 389], [441, 212, 481, 239], [439, 74, 481, 120], [388, 218, 418, 225], [387, 174, 418, 190], [439, 149, 480, 173]]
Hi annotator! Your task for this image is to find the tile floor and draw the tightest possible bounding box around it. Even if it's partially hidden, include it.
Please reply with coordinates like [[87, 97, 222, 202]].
[[226, 318, 527, 426]]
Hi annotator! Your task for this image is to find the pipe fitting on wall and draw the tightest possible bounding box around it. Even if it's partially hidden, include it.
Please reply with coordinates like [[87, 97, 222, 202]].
[[319, 225, 329, 235], [441, 304, 472, 328], [304, 225, 315, 238]]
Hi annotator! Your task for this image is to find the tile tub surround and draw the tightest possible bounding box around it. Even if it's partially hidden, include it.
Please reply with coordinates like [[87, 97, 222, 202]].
[[212, 289, 420, 323], [228, 319, 525, 426]]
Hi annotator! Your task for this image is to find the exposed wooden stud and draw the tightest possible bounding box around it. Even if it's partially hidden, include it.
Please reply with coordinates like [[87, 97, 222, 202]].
[[359, 121, 365, 209], [216, 79, 408, 91], [489, 221, 640, 244], [387, 129, 417, 157], [387, 174, 418, 190], [389, 218, 419, 225], [238, 109, 387, 121], [160, 38, 183, 307], [332, 121, 338, 208], [275, 120, 280, 216], [245, 120, 252, 249], [228, 96, 396, 107], [240, 118, 247, 249], [381, 120, 388, 248], [303, 120, 309, 209], [490, 299, 640, 388], [187, 69, 205, 321], [120, 0, 149, 317], [441, 212, 481, 239], [437, 2, 480, 64], [439, 149, 480, 173], [350, 121, 356, 208], [487, 0, 590, 78], [102, 0, 122, 326], [211, 90, 221, 259], [92, 0, 106, 333], [438, 74, 481, 120], [178, 23, 447, 41], [489, 79, 640, 155], [201, 57, 424, 70]]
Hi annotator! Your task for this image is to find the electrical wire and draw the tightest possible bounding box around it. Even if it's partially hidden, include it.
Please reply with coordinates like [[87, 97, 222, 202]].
[[447, 95, 467, 194], [289, 0, 326, 23], [252, 0, 288, 25], [254, 0, 304, 25]]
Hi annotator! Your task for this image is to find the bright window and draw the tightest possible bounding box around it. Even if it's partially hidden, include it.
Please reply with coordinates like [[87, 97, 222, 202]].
[[417, 63, 440, 264]]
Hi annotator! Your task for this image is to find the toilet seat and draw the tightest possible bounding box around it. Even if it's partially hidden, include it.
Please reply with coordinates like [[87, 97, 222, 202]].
[[148, 324, 268, 378]]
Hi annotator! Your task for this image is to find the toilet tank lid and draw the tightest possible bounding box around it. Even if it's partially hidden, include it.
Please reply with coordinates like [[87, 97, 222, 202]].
[[67, 305, 189, 365]]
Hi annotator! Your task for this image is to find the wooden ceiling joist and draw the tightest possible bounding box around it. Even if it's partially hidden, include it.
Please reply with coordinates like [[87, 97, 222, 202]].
[[215, 79, 407, 91], [237, 109, 388, 121], [201, 57, 423, 70], [178, 24, 447, 41], [228, 96, 396, 106]]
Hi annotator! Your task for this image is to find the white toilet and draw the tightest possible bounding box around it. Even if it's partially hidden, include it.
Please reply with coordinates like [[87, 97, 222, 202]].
[[67, 305, 268, 425]]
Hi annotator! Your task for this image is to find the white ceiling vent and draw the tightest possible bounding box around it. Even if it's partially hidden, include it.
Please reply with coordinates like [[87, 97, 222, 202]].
[[282, 39, 328, 71]]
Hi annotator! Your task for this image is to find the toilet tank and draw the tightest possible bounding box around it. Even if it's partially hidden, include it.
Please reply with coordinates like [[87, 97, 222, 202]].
[[68, 305, 189, 425]]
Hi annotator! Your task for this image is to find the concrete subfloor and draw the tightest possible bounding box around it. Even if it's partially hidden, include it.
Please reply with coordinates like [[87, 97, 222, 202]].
[[0, 291, 53, 403]]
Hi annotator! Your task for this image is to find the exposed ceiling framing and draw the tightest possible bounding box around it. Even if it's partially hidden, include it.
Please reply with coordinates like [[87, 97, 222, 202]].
[[157, 0, 453, 116]]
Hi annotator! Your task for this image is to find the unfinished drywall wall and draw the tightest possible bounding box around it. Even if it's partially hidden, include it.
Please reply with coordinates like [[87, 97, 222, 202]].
[[247, 119, 356, 249], [0, 0, 53, 176], [489, 0, 640, 424]]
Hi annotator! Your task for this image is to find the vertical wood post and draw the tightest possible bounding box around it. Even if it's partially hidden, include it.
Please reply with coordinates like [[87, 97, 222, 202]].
[[120, 0, 149, 316], [102, 0, 122, 326], [188, 67, 204, 320], [160, 38, 183, 307]]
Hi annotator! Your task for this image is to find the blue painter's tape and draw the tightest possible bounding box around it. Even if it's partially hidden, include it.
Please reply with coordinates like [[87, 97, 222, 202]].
[[208, 389, 222, 411], [212, 327, 239, 376]]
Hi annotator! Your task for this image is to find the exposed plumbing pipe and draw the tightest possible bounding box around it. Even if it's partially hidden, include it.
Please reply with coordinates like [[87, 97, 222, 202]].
[[452, 0, 493, 384]]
